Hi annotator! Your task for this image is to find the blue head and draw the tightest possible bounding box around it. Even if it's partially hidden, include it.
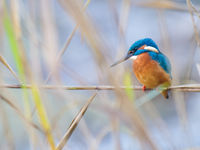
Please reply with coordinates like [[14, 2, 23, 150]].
[[111, 38, 160, 67], [129, 38, 159, 52]]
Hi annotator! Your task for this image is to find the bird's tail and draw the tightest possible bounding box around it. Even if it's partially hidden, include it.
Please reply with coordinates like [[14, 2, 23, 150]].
[[162, 90, 169, 99], [160, 82, 171, 99]]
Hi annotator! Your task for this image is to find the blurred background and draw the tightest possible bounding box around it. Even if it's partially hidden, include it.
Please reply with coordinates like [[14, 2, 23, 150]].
[[0, 0, 200, 149]]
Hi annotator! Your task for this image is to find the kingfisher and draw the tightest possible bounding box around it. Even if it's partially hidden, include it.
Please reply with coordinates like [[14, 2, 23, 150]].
[[111, 38, 172, 98]]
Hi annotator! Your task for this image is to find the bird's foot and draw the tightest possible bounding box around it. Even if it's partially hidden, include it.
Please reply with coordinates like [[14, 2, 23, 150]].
[[142, 85, 146, 91]]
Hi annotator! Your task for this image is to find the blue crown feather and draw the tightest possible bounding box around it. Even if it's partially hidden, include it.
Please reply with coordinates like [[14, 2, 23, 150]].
[[129, 38, 160, 51]]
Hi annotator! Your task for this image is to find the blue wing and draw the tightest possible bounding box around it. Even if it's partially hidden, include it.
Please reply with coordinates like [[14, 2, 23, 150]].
[[149, 52, 172, 78]]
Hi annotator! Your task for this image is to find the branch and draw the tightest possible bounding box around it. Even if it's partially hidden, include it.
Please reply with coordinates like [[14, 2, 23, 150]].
[[0, 84, 200, 92]]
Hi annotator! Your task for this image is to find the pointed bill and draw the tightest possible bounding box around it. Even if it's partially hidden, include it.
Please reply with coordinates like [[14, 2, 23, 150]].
[[110, 53, 133, 67], [110, 57, 127, 67]]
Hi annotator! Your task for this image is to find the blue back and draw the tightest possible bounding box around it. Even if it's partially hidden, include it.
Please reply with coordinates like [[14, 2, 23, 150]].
[[150, 52, 172, 77]]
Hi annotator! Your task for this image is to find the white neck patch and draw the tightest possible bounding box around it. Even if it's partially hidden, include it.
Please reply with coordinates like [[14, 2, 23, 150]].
[[130, 55, 137, 60], [144, 46, 159, 53]]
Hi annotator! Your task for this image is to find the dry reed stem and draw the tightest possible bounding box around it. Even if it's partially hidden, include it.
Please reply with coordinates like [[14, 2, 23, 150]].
[[0, 55, 20, 82], [186, 0, 200, 18], [157, 2, 189, 143], [136, 0, 188, 11], [0, 104, 15, 149], [45, 0, 90, 83], [45, 26, 78, 83], [59, 0, 108, 67], [0, 84, 200, 92], [51, 101, 80, 131], [142, 102, 176, 148], [110, 1, 131, 148], [113, 91, 158, 149], [0, 93, 43, 133], [61, 64, 89, 85], [186, 0, 200, 46], [89, 125, 112, 150], [56, 93, 97, 150]]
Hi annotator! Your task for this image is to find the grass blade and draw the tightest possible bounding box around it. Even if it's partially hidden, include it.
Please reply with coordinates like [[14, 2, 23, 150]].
[[123, 72, 134, 100], [31, 84, 56, 149], [3, 8, 25, 82]]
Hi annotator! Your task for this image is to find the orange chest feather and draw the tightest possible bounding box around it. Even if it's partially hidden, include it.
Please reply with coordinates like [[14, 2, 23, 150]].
[[133, 53, 171, 88]]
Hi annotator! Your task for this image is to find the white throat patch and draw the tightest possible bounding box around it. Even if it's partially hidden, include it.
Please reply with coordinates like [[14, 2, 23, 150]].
[[144, 46, 159, 53], [130, 55, 137, 60]]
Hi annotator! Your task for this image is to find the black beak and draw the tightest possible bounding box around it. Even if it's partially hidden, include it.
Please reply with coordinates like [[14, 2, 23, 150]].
[[110, 53, 132, 67]]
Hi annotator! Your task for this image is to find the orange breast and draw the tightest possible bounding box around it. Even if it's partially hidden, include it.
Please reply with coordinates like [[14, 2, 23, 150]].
[[133, 53, 171, 88]]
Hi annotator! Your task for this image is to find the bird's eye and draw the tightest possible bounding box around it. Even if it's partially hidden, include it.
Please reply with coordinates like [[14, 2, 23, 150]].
[[128, 50, 134, 54]]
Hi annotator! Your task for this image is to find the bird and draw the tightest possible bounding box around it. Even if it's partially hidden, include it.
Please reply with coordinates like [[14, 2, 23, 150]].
[[111, 38, 172, 98]]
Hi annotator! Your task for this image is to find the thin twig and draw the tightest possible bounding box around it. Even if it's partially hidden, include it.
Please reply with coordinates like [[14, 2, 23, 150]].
[[0, 84, 200, 92], [56, 93, 97, 150], [0, 94, 43, 133]]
